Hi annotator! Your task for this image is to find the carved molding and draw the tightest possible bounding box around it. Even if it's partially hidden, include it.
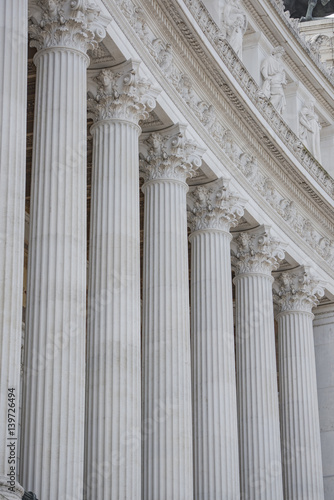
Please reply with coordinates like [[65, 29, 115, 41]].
[[274, 265, 325, 314], [87, 61, 160, 124], [139, 125, 205, 183], [268, 0, 334, 84], [187, 178, 245, 233], [233, 225, 286, 276], [179, 0, 334, 197], [29, 0, 109, 53], [111, 0, 334, 272]]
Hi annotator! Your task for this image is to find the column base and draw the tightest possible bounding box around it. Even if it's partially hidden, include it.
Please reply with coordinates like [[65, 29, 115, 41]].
[[0, 477, 24, 499]]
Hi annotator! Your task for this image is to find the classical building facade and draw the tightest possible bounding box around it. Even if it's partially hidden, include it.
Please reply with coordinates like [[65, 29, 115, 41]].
[[1, 0, 334, 499]]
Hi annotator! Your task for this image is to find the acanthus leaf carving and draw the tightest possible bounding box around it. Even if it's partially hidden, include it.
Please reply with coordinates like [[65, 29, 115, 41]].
[[113, 0, 334, 269], [187, 178, 246, 232], [139, 125, 205, 183], [274, 266, 325, 314], [87, 61, 160, 124], [233, 226, 286, 276], [28, 0, 110, 53]]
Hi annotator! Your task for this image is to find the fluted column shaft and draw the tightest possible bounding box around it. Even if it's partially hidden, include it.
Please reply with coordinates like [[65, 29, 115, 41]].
[[191, 230, 239, 499], [276, 268, 325, 500], [188, 181, 244, 500], [143, 178, 192, 500], [22, 46, 88, 500], [86, 119, 141, 499], [0, 1, 27, 498], [85, 63, 158, 500], [21, 4, 108, 498], [233, 228, 285, 500], [141, 127, 203, 500]]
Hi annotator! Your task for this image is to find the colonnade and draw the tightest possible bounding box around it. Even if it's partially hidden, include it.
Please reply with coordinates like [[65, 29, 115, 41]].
[[0, 1, 327, 499]]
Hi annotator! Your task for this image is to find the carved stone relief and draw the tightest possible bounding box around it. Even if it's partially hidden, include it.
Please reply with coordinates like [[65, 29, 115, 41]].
[[220, 0, 248, 60], [260, 46, 287, 115], [113, 0, 334, 269], [299, 99, 322, 162]]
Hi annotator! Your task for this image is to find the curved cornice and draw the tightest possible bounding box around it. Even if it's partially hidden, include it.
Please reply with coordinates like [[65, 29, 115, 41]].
[[102, 0, 334, 278]]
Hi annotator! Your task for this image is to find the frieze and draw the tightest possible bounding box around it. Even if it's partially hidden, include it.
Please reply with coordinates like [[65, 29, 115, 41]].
[[269, 0, 334, 82], [180, 0, 334, 197], [110, 0, 334, 269]]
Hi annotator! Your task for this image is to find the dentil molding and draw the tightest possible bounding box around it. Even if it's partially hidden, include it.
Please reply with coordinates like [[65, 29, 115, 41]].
[[108, 0, 334, 274]]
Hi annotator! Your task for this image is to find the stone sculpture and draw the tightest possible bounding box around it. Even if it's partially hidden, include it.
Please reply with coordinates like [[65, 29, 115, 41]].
[[299, 99, 322, 161], [221, 0, 247, 59], [261, 46, 287, 114]]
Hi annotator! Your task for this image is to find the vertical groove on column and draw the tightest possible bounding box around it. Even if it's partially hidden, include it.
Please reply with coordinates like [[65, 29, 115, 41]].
[[21, 49, 87, 500], [0, 1, 27, 497], [191, 230, 239, 500], [279, 312, 324, 500], [85, 120, 141, 499], [236, 274, 283, 500], [142, 179, 193, 500]]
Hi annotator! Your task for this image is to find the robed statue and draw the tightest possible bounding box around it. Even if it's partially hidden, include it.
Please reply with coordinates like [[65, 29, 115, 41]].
[[284, 0, 334, 20]]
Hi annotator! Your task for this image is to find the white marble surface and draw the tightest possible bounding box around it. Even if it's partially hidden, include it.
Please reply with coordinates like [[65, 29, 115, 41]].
[[314, 306, 334, 500], [0, 1, 27, 498], [233, 226, 285, 500], [85, 61, 158, 500], [188, 180, 244, 500], [21, 2, 108, 498], [140, 125, 203, 500]]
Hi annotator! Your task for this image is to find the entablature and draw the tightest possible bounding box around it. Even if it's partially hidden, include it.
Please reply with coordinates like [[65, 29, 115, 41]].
[[99, 0, 334, 284]]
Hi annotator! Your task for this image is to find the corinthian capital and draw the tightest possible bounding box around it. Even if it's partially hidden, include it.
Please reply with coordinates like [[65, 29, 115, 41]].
[[139, 125, 206, 183], [187, 179, 246, 233], [29, 0, 110, 53], [87, 61, 160, 125], [274, 266, 325, 314], [233, 225, 286, 276]]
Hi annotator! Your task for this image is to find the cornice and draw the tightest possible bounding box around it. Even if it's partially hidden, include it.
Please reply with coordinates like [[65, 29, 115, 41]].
[[244, 0, 334, 114], [175, 0, 334, 199], [102, 0, 334, 278]]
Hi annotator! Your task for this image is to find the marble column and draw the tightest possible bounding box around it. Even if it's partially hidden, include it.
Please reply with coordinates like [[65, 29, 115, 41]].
[[233, 226, 285, 500], [85, 62, 159, 500], [187, 180, 245, 500], [313, 305, 334, 500], [275, 266, 325, 500], [0, 1, 27, 498], [21, 3, 108, 499], [140, 126, 204, 500]]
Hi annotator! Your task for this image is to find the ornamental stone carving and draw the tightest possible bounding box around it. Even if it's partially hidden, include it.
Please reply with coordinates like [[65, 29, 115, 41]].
[[233, 226, 286, 276], [29, 0, 109, 53], [299, 99, 322, 162], [274, 266, 325, 313], [139, 125, 205, 183], [221, 0, 248, 59], [187, 178, 245, 232], [261, 46, 287, 114], [114, 0, 334, 269], [87, 61, 160, 124]]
